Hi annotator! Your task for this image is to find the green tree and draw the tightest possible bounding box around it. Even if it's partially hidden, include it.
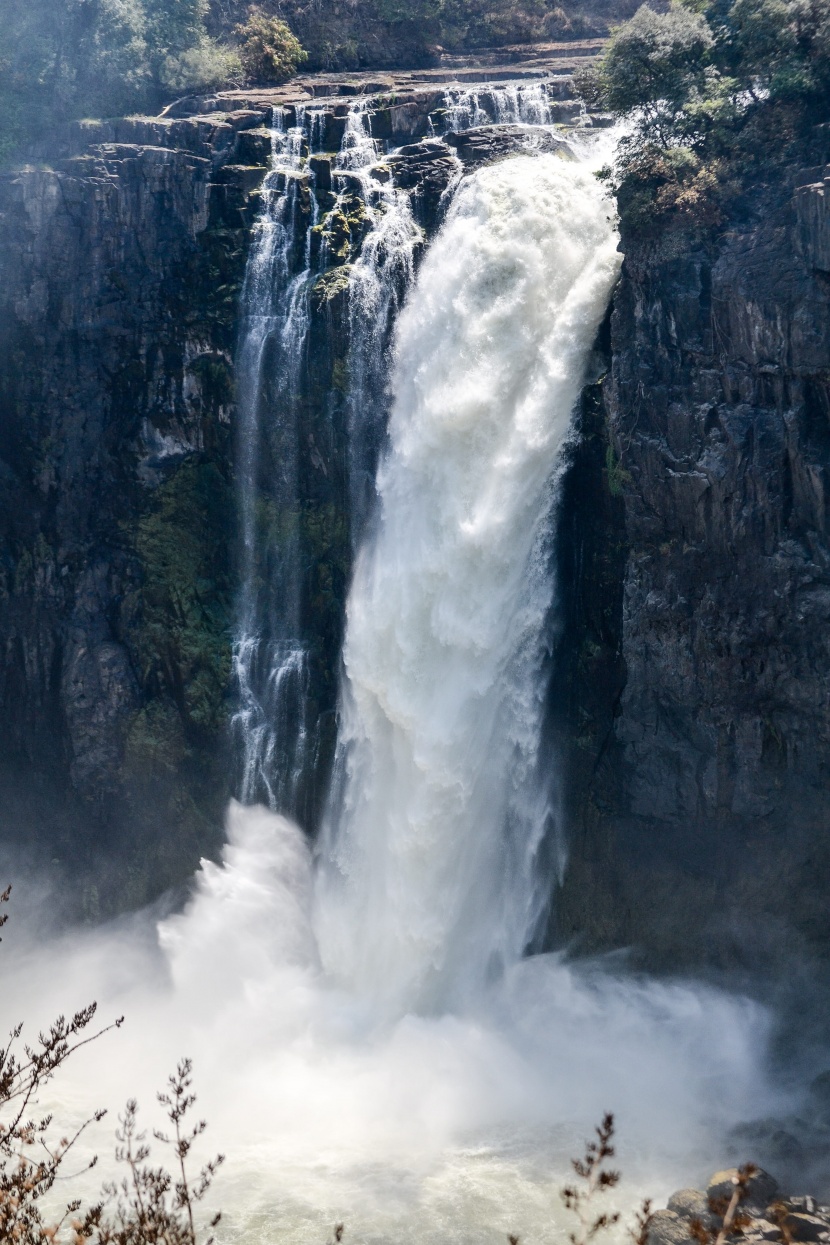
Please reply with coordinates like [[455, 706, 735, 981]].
[[0, 0, 239, 165], [234, 8, 307, 82], [576, 0, 830, 235]]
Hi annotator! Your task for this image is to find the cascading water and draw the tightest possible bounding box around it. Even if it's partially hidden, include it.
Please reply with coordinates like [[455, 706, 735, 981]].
[[232, 98, 423, 809], [442, 80, 553, 130], [338, 103, 423, 542], [231, 106, 320, 811], [231, 82, 572, 816], [314, 152, 621, 1014], [8, 99, 787, 1245]]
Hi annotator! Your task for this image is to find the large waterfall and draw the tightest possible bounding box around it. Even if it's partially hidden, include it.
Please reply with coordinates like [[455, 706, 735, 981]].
[[315, 154, 621, 1014], [3, 89, 782, 1245]]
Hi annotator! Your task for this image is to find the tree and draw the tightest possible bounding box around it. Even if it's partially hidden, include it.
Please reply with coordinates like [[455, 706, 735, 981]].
[[0, 885, 223, 1244], [575, 3, 716, 146], [234, 8, 307, 83], [0, 885, 121, 1243], [0, 0, 240, 166], [575, 0, 830, 236]]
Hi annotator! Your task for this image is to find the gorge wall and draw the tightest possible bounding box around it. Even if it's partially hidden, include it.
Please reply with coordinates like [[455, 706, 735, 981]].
[[2, 58, 830, 978], [556, 176, 830, 978]]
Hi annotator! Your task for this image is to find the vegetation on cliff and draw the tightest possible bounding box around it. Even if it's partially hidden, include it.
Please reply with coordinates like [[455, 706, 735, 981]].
[[577, 0, 830, 237], [244, 0, 629, 70], [0, 0, 635, 163], [0, 0, 237, 162]]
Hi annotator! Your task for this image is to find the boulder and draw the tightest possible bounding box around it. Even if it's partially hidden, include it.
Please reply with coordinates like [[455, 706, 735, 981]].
[[647, 1209, 697, 1245], [781, 1213, 829, 1241], [444, 123, 573, 167], [667, 1189, 710, 1222], [706, 1168, 779, 1215]]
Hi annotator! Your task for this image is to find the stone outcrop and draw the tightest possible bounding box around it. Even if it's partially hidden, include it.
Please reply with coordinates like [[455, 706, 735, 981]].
[[556, 176, 830, 974], [651, 1169, 830, 1245], [0, 111, 270, 906]]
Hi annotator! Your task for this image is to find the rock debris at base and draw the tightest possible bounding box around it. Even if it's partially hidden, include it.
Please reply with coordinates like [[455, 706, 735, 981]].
[[651, 1170, 830, 1245]]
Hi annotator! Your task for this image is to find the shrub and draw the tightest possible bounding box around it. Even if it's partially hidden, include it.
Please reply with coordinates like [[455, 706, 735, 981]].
[[160, 37, 242, 91], [234, 8, 307, 83], [0, 886, 222, 1244]]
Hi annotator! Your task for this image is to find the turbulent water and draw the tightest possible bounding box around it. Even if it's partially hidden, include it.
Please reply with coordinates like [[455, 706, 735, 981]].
[[2, 132, 789, 1245], [315, 153, 621, 1015]]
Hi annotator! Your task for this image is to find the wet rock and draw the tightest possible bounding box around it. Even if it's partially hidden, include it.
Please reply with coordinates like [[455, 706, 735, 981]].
[[234, 127, 272, 165], [308, 154, 333, 191], [557, 173, 830, 973], [445, 122, 572, 166], [386, 139, 459, 230]]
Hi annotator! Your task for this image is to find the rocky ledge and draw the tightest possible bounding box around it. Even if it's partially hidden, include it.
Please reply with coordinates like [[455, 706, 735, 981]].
[[653, 1169, 830, 1245]]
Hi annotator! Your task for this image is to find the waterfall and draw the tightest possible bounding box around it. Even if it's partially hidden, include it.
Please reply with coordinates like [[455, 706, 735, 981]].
[[337, 104, 423, 542], [230, 83, 587, 820], [231, 107, 320, 811], [11, 132, 781, 1245], [442, 81, 553, 130], [314, 151, 622, 1015]]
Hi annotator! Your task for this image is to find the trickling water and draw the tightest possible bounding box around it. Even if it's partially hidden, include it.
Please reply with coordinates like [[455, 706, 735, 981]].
[[338, 103, 424, 541], [231, 107, 320, 811], [232, 97, 426, 808]]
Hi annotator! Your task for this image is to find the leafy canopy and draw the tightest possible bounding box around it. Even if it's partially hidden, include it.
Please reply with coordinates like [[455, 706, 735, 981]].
[[576, 0, 830, 234]]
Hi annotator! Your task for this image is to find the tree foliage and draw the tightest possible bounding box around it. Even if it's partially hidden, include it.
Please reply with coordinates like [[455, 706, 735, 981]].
[[576, 0, 830, 235], [0, 886, 222, 1244], [235, 8, 307, 82], [0, 0, 242, 163]]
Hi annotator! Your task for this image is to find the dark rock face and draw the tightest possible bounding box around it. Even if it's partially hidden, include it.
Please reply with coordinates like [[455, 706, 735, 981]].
[[445, 122, 572, 166], [0, 118, 269, 908], [556, 183, 830, 971]]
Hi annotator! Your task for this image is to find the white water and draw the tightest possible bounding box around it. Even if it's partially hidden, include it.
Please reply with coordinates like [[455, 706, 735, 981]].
[[337, 102, 423, 541], [3, 803, 779, 1245], [316, 152, 620, 1015], [2, 144, 787, 1245], [232, 106, 321, 809], [443, 81, 554, 130]]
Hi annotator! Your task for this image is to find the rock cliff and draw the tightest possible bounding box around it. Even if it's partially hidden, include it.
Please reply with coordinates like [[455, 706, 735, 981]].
[[556, 175, 830, 975], [4, 55, 830, 976]]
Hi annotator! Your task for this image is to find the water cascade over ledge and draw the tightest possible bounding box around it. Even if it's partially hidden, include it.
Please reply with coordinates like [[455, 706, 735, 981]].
[[1, 96, 789, 1245], [315, 153, 622, 1015]]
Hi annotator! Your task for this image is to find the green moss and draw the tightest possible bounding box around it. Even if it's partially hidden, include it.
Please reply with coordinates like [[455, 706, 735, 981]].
[[331, 356, 349, 392], [188, 353, 234, 410], [604, 443, 631, 497], [125, 700, 187, 777], [312, 194, 367, 262], [312, 265, 353, 307], [129, 458, 233, 744]]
